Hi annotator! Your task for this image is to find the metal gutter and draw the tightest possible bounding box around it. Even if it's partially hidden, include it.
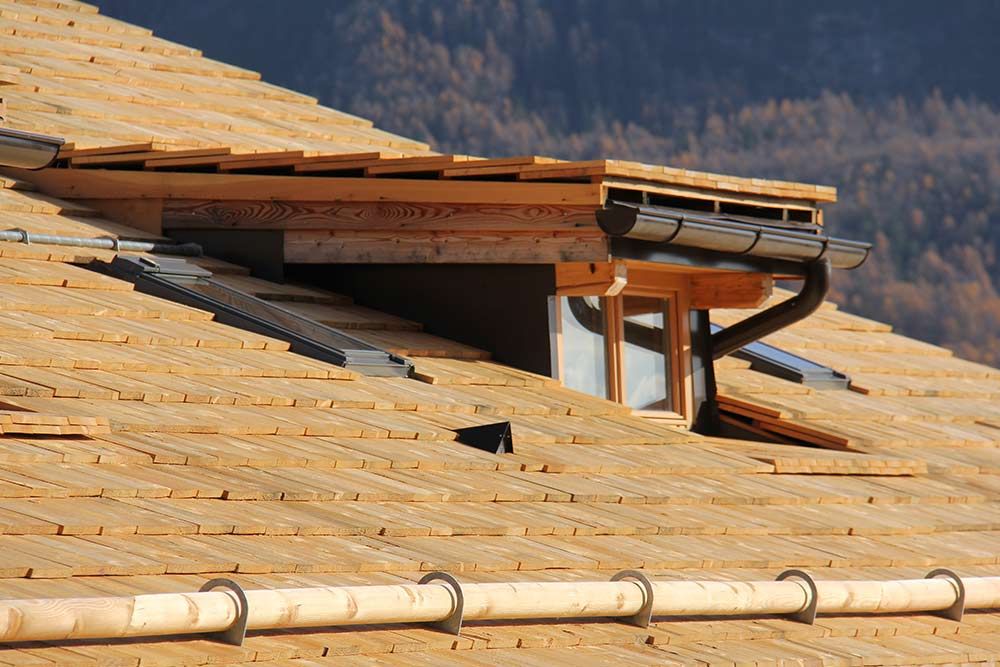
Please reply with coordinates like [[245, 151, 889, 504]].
[[596, 201, 871, 270], [0, 127, 64, 170]]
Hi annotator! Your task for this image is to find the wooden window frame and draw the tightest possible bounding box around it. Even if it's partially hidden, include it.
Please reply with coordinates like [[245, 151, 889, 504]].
[[553, 262, 694, 426]]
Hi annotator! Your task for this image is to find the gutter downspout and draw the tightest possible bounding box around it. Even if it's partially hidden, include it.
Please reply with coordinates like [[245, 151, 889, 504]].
[[711, 258, 831, 360]]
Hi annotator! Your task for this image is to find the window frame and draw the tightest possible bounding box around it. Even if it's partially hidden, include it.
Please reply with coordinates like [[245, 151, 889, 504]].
[[552, 263, 693, 425]]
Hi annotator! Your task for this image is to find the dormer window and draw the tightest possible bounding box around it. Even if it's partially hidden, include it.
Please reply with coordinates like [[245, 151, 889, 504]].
[[557, 296, 608, 399], [622, 295, 675, 411], [551, 263, 691, 423]]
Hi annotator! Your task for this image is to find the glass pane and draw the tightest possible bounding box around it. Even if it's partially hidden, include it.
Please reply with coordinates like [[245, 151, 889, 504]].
[[560, 296, 607, 398], [623, 295, 673, 411]]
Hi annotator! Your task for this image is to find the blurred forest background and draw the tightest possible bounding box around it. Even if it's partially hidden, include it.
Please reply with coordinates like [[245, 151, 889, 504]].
[[99, 0, 1000, 364]]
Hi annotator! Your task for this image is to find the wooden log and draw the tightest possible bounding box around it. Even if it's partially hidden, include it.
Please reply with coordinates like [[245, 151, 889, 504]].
[[460, 581, 644, 620], [814, 579, 958, 614], [0, 575, 996, 644], [651, 580, 808, 615]]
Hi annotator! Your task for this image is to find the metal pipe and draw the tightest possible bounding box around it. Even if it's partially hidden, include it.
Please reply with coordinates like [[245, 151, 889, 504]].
[[711, 259, 830, 359], [0, 127, 65, 170], [0, 229, 201, 256]]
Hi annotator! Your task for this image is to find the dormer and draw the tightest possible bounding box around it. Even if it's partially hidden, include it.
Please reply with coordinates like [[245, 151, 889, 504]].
[[20, 154, 869, 432]]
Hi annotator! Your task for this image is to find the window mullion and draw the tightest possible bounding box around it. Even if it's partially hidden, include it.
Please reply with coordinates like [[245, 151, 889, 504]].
[[604, 294, 625, 403]]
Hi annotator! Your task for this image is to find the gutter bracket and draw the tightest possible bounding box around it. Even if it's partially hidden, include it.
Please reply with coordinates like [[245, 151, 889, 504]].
[[776, 569, 818, 624], [926, 568, 965, 621], [199, 578, 249, 646], [611, 569, 654, 628], [419, 571, 465, 636]]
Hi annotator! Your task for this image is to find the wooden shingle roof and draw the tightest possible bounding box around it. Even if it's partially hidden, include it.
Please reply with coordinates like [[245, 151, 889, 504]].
[[0, 1, 999, 664], [0, 167, 999, 665]]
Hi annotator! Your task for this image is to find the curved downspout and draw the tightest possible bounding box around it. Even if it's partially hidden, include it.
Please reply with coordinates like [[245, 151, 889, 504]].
[[711, 258, 831, 360]]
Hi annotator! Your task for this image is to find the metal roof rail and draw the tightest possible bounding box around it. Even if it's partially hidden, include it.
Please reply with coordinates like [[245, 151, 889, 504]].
[[0, 228, 202, 256]]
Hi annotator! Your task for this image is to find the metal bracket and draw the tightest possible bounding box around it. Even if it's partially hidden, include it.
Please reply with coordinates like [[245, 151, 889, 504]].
[[776, 569, 818, 624], [419, 571, 465, 636], [199, 578, 249, 646], [926, 568, 965, 621], [611, 569, 654, 628]]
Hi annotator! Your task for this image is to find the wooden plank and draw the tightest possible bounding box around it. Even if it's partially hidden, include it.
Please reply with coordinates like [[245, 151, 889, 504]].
[[365, 154, 481, 176], [17, 168, 604, 206], [690, 272, 773, 309], [55, 142, 167, 159], [284, 230, 609, 264], [291, 151, 406, 173], [146, 150, 305, 170], [440, 156, 564, 178], [69, 147, 231, 167], [162, 199, 599, 231]]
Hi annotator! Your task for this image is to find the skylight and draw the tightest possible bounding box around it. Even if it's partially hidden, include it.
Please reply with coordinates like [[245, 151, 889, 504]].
[[710, 322, 848, 389], [91, 255, 412, 377]]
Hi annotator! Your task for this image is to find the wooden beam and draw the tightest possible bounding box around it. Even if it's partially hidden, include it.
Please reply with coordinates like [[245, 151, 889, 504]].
[[690, 272, 773, 309], [16, 168, 602, 206], [161, 200, 599, 232], [555, 261, 627, 296], [75, 198, 164, 237], [284, 230, 609, 264]]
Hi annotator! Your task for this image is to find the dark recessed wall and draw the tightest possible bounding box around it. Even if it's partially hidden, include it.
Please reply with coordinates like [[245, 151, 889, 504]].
[[287, 264, 557, 376]]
